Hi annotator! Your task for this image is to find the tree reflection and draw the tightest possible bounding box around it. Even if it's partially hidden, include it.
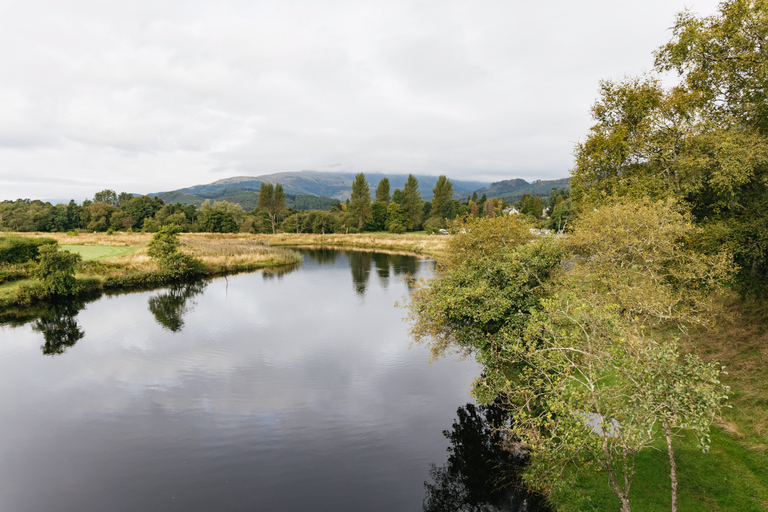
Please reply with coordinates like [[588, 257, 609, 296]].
[[424, 403, 551, 512], [348, 251, 372, 295], [147, 281, 207, 332], [262, 262, 301, 281], [302, 248, 339, 265], [32, 300, 86, 356], [373, 253, 390, 289]]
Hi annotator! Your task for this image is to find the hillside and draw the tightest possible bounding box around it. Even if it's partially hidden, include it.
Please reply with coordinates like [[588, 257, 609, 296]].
[[150, 170, 491, 204], [474, 177, 570, 202]]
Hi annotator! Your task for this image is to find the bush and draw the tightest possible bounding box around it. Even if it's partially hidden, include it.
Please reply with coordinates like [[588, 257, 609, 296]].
[[33, 245, 82, 296], [387, 221, 406, 234], [423, 217, 445, 234], [0, 236, 57, 264], [148, 226, 205, 279]]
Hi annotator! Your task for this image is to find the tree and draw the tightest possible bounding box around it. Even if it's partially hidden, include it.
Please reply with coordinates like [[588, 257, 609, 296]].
[[258, 182, 287, 234], [349, 173, 372, 229], [431, 175, 454, 219], [200, 209, 238, 233], [93, 189, 117, 206], [147, 225, 204, 278], [655, 0, 768, 135], [34, 244, 82, 296], [375, 178, 391, 204], [571, 0, 768, 297], [406, 198, 734, 512], [401, 174, 423, 230]]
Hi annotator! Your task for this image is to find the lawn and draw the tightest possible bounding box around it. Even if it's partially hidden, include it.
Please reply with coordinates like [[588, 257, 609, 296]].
[[60, 244, 138, 261]]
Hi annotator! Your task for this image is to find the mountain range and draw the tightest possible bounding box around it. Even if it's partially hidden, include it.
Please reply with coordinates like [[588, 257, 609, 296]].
[[148, 171, 569, 210]]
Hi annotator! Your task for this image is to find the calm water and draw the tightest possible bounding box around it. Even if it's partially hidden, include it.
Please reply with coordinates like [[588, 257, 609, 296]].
[[0, 250, 486, 511]]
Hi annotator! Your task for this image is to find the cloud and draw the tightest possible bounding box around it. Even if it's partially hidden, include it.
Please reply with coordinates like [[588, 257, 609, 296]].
[[0, 0, 723, 199]]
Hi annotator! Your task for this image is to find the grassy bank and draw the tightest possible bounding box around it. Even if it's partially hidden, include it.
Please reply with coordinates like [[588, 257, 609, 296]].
[[0, 231, 445, 310], [0, 232, 303, 309], [550, 297, 768, 511]]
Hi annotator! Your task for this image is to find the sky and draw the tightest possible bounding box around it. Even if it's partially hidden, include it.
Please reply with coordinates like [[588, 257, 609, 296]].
[[0, 0, 723, 202]]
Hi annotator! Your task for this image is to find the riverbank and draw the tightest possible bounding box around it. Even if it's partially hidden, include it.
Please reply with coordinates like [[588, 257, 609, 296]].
[[549, 296, 768, 511], [0, 231, 447, 310]]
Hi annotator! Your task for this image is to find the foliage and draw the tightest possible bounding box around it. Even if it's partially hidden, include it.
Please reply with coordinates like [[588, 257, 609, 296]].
[[407, 199, 735, 511], [33, 244, 82, 296], [349, 173, 372, 229], [402, 174, 423, 230], [571, 0, 768, 296], [0, 236, 57, 264], [258, 182, 287, 233], [375, 177, 391, 204], [147, 226, 205, 279], [431, 175, 455, 220], [199, 209, 238, 233]]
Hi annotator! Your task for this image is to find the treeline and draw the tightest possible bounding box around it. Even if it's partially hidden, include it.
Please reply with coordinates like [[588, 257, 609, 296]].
[[0, 175, 570, 235]]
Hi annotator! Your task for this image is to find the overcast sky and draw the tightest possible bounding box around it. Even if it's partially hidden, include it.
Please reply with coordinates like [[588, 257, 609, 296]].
[[0, 0, 722, 201]]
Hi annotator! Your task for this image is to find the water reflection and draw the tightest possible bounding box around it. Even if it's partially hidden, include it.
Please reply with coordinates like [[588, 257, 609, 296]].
[[374, 253, 390, 288], [32, 300, 87, 356], [424, 403, 551, 512], [262, 262, 301, 281], [349, 251, 373, 295], [302, 248, 340, 265], [147, 281, 207, 332]]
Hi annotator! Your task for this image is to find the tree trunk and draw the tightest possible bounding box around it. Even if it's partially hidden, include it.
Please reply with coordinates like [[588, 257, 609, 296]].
[[665, 420, 678, 512]]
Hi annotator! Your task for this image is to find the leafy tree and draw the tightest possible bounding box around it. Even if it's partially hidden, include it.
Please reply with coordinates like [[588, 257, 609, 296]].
[[406, 198, 734, 512], [117, 192, 133, 207], [375, 177, 391, 204], [199, 209, 238, 233], [258, 182, 287, 233], [401, 174, 423, 230], [93, 189, 117, 206], [571, 0, 768, 296], [147, 225, 204, 278], [349, 173, 372, 229], [370, 201, 388, 231], [34, 244, 81, 296], [431, 175, 455, 219], [385, 202, 408, 233], [391, 188, 404, 205]]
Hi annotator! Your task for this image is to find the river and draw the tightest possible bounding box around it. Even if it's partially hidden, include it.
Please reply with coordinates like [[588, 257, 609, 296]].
[[1, 249, 506, 511]]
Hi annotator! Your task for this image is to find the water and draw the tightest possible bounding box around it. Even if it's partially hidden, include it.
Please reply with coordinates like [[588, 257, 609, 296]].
[[0, 249, 486, 511]]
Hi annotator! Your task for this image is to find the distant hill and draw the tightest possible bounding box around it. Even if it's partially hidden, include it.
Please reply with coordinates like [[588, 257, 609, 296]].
[[474, 177, 570, 203], [149, 170, 492, 209]]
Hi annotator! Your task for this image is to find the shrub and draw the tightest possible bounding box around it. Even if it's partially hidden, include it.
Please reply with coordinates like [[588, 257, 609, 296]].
[[148, 226, 205, 279], [33, 245, 82, 296], [0, 236, 57, 264]]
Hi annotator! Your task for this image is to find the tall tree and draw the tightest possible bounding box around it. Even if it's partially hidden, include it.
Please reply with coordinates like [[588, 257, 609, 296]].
[[430, 175, 454, 219], [258, 182, 286, 234], [93, 189, 117, 206], [349, 173, 372, 229], [375, 178, 391, 204], [401, 174, 423, 230]]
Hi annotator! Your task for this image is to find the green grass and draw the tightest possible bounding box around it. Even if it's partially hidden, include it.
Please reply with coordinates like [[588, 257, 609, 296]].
[[60, 245, 137, 261], [552, 428, 768, 511], [549, 297, 768, 511]]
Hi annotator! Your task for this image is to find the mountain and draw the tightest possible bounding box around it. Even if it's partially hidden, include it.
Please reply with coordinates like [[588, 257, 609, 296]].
[[149, 170, 492, 208], [474, 177, 570, 203]]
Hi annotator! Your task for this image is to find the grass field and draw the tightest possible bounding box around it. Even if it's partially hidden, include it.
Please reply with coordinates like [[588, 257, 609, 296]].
[[550, 297, 768, 511], [60, 244, 138, 260]]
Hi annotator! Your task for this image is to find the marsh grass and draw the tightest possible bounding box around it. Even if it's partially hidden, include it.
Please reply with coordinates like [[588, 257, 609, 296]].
[[265, 232, 448, 258]]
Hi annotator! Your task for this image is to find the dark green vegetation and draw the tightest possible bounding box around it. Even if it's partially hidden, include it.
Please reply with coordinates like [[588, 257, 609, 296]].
[[1, 172, 565, 237], [412, 2, 768, 510]]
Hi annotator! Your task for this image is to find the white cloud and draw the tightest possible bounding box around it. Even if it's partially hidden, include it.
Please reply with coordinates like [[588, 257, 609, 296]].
[[0, 0, 722, 200]]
